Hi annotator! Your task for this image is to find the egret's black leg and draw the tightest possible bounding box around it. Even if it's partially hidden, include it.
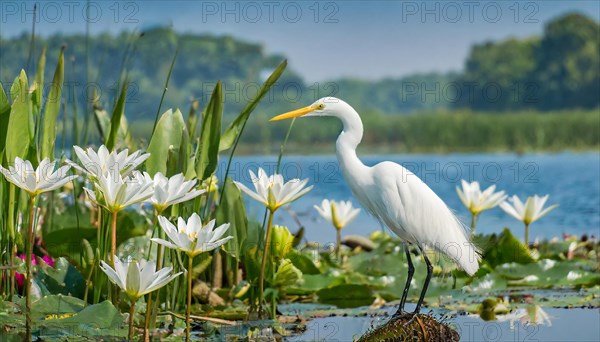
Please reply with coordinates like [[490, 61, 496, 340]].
[[414, 248, 433, 314], [394, 243, 414, 316]]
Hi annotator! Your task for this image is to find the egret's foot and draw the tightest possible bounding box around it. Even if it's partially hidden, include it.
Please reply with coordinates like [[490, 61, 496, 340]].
[[391, 306, 406, 318]]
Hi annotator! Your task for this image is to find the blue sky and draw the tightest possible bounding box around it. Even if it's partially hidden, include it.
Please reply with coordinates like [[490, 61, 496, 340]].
[[1, 1, 598, 81]]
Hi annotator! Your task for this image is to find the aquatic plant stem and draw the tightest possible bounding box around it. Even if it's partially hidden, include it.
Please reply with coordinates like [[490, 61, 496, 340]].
[[143, 294, 152, 342], [128, 299, 136, 341], [470, 213, 478, 234], [186, 255, 193, 342], [145, 209, 162, 342], [524, 223, 530, 249], [111, 211, 118, 267], [25, 195, 35, 342], [259, 209, 275, 311], [336, 229, 342, 262]]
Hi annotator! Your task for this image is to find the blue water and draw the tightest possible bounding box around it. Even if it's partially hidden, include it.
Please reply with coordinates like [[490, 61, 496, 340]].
[[290, 306, 600, 342], [220, 153, 600, 244]]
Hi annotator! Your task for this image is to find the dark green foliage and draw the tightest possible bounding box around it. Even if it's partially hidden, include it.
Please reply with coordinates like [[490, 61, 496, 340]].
[[241, 110, 599, 153], [456, 13, 600, 111], [1, 13, 597, 127]]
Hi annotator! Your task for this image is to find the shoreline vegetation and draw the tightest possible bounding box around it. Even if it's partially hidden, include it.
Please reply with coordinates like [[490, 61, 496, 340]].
[[127, 109, 599, 155]]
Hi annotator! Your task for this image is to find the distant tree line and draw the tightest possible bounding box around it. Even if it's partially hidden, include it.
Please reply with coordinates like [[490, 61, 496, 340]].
[[0, 12, 598, 121], [454, 13, 600, 111]]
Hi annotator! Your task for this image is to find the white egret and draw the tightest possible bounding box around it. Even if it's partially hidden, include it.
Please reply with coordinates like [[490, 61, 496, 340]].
[[271, 97, 479, 314]]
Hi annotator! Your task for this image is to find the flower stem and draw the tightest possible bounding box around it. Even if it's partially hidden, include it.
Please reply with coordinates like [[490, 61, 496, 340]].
[[128, 299, 136, 341], [25, 195, 35, 342], [336, 229, 342, 263], [259, 209, 275, 312], [186, 255, 193, 342], [143, 294, 152, 342], [470, 213, 478, 234], [524, 223, 530, 250], [110, 211, 118, 266]]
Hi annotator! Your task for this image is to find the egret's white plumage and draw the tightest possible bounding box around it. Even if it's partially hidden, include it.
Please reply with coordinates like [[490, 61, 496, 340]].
[[271, 97, 480, 312]]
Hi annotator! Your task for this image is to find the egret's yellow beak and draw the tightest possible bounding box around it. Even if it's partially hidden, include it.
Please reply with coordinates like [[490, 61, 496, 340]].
[[270, 105, 318, 121]]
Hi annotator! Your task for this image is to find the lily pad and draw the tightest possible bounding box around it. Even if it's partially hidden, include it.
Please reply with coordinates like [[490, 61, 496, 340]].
[[317, 284, 375, 308]]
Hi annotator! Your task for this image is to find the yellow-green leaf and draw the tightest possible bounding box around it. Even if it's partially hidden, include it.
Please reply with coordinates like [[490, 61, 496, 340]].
[[6, 70, 34, 162], [40, 48, 64, 160], [196, 82, 223, 180], [219, 60, 287, 151], [146, 109, 188, 176], [105, 82, 128, 151]]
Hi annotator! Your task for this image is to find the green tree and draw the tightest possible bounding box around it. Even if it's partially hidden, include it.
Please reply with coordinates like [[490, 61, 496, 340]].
[[534, 13, 600, 109]]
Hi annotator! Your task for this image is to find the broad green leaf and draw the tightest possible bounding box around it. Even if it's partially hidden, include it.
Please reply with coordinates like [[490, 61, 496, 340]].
[[35, 257, 85, 298], [44, 227, 97, 263], [0, 83, 10, 155], [478, 228, 535, 268], [186, 99, 199, 139], [93, 106, 110, 140], [105, 82, 128, 151], [146, 108, 187, 176], [219, 59, 287, 151], [274, 259, 302, 287], [196, 81, 223, 180], [288, 274, 341, 295], [58, 300, 123, 329], [32, 294, 86, 321], [5, 70, 34, 162], [217, 178, 249, 259], [287, 251, 321, 275], [317, 284, 375, 308], [40, 48, 64, 160], [9, 75, 20, 102], [33, 46, 47, 116], [271, 225, 294, 260]]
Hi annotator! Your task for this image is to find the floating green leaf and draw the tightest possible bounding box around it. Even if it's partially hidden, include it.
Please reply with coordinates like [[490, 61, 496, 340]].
[[317, 284, 375, 308]]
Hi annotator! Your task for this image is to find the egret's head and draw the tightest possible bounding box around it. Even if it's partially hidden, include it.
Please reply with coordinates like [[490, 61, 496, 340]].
[[270, 97, 352, 121]]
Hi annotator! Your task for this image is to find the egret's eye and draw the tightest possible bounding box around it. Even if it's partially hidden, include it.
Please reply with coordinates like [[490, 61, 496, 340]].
[[317, 104, 325, 110]]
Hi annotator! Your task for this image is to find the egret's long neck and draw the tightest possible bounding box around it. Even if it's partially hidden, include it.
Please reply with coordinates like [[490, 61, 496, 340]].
[[335, 108, 369, 175]]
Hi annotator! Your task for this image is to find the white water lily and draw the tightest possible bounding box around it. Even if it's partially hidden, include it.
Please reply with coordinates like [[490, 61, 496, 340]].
[[234, 167, 312, 211], [500, 195, 558, 225], [0, 157, 77, 196], [100, 256, 181, 300], [143, 172, 205, 213], [83, 171, 153, 213], [234, 167, 312, 307], [100, 256, 181, 340], [457, 180, 507, 214], [314, 199, 360, 261], [153, 213, 232, 340], [500, 195, 558, 245], [314, 199, 361, 230], [498, 306, 552, 328], [456, 180, 506, 231], [68, 144, 149, 179], [566, 271, 582, 281], [153, 213, 233, 257]]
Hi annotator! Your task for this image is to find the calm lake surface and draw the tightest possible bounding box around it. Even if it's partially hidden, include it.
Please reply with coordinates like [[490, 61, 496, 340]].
[[221, 152, 600, 244], [286, 306, 600, 342]]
